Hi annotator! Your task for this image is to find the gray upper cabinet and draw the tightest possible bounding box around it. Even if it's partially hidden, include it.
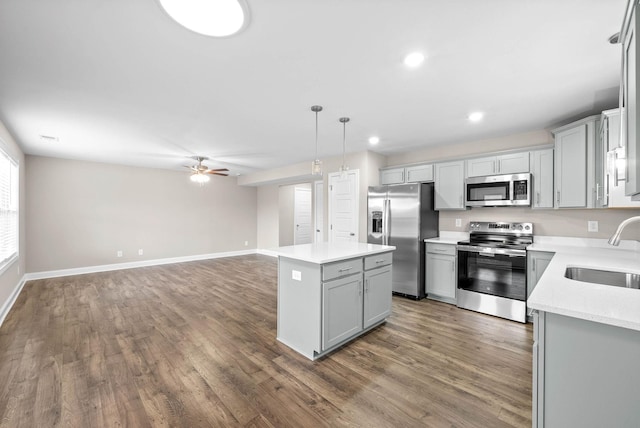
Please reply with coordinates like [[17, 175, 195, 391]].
[[380, 167, 405, 185], [405, 164, 434, 183], [530, 149, 554, 209], [552, 116, 599, 208], [380, 164, 433, 185], [466, 152, 530, 178], [603, 109, 640, 207], [621, 2, 640, 198], [435, 160, 466, 210]]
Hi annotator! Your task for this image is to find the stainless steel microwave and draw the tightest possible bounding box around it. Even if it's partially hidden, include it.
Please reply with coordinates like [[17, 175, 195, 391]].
[[465, 173, 531, 207]]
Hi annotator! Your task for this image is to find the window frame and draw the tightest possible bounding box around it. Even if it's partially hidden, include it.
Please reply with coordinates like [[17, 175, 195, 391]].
[[0, 140, 19, 276]]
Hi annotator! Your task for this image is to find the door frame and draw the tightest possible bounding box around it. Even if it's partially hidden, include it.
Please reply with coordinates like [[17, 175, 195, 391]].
[[314, 180, 324, 243]]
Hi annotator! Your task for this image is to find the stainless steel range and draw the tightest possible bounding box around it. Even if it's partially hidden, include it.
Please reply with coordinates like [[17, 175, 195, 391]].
[[456, 221, 533, 323]]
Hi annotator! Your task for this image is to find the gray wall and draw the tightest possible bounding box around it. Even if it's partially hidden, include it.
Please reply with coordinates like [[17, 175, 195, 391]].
[[257, 184, 279, 250], [25, 156, 257, 273], [0, 122, 26, 311]]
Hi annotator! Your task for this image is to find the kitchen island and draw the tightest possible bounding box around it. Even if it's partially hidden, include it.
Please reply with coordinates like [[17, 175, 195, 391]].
[[273, 242, 395, 360], [527, 238, 640, 427]]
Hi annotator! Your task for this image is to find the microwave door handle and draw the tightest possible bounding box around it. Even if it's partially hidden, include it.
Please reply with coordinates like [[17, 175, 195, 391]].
[[510, 180, 515, 202]]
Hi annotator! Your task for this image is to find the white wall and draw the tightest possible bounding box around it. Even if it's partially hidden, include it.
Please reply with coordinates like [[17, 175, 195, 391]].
[[256, 184, 279, 249], [0, 121, 26, 319], [248, 150, 387, 248], [25, 156, 257, 273]]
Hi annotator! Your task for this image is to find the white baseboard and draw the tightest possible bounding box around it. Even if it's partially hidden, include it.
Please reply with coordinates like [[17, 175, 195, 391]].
[[256, 249, 279, 258], [0, 275, 26, 328], [23, 249, 259, 281]]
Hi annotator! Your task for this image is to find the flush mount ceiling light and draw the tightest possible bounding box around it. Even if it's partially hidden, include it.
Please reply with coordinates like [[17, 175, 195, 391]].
[[158, 0, 249, 37], [368, 136, 380, 145], [468, 112, 484, 122], [404, 52, 425, 68], [311, 105, 323, 176]]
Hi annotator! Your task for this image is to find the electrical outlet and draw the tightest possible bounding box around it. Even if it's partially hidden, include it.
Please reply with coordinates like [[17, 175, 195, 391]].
[[588, 221, 599, 232], [292, 270, 302, 281], [117, 250, 123, 257], [138, 249, 143, 256], [455, 218, 462, 227], [244, 241, 249, 246]]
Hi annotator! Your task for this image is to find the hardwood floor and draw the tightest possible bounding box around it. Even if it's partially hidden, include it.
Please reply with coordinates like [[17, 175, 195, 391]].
[[0, 255, 532, 427]]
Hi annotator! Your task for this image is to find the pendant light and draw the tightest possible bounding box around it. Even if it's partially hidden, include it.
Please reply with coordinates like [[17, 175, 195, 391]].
[[339, 117, 350, 173], [311, 105, 323, 176]]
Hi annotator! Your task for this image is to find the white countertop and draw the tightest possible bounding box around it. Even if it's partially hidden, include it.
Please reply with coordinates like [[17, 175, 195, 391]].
[[424, 231, 469, 245], [272, 242, 396, 264], [527, 236, 640, 331]]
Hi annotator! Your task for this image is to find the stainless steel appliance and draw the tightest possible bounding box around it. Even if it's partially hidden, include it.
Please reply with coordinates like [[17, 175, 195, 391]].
[[465, 173, 531, 207], [456, 221, 533, 323], [367, 183, 439, 299]]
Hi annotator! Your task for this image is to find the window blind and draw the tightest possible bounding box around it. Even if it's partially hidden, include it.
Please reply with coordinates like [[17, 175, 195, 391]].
[[0, 148, 18, 268]]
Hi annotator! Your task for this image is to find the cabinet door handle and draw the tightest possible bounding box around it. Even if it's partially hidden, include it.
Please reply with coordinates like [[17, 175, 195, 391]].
[[532, 260, 536, 272], [359, 281, 363, 296], [536, 192, 540, 206], [556, 190, 560, 204], [375, 259, 386, 264], [365, 279, 369, 293], [596, 183, 601, 201], [338, 266, 353, 272], [459, 195, 463, 207], [451, 260, 455, 272]]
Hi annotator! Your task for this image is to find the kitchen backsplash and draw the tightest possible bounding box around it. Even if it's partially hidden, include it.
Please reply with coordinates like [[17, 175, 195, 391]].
[[440, 207, 640, 240]]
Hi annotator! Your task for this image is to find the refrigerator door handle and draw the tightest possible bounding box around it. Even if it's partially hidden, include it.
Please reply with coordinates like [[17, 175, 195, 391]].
[[383, 199, 390, 246]]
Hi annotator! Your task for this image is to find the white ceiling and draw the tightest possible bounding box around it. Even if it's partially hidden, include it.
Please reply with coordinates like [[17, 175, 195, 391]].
[[0, 0, 628, 176]]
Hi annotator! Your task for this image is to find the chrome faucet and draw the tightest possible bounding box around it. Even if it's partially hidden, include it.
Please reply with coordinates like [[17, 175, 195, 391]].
[[608, 216, 640, 246]]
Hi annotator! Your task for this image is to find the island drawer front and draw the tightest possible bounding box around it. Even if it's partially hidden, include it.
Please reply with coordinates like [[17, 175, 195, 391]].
[[364, 252, 393, 270], [426, 243, 456, 256], [322, 258, 363, 281]]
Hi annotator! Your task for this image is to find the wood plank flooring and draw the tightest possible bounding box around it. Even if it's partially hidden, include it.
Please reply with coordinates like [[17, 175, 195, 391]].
[[0, 255, 532, 427]]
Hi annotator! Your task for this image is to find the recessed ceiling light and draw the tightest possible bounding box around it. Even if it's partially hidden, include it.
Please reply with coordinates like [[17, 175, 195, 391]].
[[468, 112, 484, 122], [158, 0, 249, 37], [368, 136, 380, 145], [404, 52, 425, 68]]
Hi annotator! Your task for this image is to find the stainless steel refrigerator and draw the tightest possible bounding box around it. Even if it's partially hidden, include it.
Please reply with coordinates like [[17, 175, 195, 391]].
[[367, 183, 439, 299]]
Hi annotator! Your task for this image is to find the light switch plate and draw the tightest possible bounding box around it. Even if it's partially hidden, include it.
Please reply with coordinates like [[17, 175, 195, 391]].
[[588, 221, 598, 232], [291, 270, 302, 281], [455, 218, 462, 227]]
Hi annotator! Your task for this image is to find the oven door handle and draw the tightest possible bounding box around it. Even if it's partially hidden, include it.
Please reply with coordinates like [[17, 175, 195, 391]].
[[456, 245, 526, 257]]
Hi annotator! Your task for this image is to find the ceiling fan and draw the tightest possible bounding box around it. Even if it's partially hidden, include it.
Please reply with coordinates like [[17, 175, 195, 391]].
[[185, 156, 229, 183]]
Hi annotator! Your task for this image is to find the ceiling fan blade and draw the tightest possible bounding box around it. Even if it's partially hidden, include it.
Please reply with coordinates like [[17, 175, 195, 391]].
[[208, 168, 229, 172], [208, 172, 229, 176]]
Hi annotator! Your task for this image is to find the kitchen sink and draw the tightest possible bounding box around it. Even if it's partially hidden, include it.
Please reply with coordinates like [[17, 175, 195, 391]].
[[564, 267, 640, 289]]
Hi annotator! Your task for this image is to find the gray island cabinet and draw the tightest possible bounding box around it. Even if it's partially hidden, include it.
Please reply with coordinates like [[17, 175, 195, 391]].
[[274, 242, 395, 360]]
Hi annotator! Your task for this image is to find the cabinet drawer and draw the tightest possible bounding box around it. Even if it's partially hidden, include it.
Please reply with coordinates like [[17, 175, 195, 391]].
[[364, 252, 393, 270], [426, 243, 457, 256], [322, 258, 362, 281]]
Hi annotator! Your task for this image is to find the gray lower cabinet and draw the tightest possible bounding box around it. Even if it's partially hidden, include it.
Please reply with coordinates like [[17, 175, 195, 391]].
[[363, 265, 392, 328], [526, 251, 554, 299], [425, 243, 457, 304], [277, 252, 393, 360], [322, 273, 363, 350], [533, 311, 640, 427]]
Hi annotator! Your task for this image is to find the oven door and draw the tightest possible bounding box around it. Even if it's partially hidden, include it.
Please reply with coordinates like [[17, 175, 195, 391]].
[[456, 246, 527, 301]]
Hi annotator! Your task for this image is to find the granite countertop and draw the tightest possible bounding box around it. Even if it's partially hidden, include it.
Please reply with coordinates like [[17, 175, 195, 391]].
[[272, 242, 396, 264], [527, 236, 640, 331]]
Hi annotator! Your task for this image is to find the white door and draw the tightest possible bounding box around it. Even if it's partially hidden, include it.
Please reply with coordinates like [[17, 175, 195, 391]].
[[314, 181, 324, 243], [294, 187, 312, 245], [328, 170, 359, 242]]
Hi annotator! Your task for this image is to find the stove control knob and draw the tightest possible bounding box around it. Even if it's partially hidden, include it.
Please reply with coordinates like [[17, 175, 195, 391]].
[[525, 225, 531, 231], [516, 224, 523, 231]]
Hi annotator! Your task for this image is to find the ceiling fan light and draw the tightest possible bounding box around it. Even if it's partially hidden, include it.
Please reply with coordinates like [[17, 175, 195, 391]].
[[190, 172, 210, 184]]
